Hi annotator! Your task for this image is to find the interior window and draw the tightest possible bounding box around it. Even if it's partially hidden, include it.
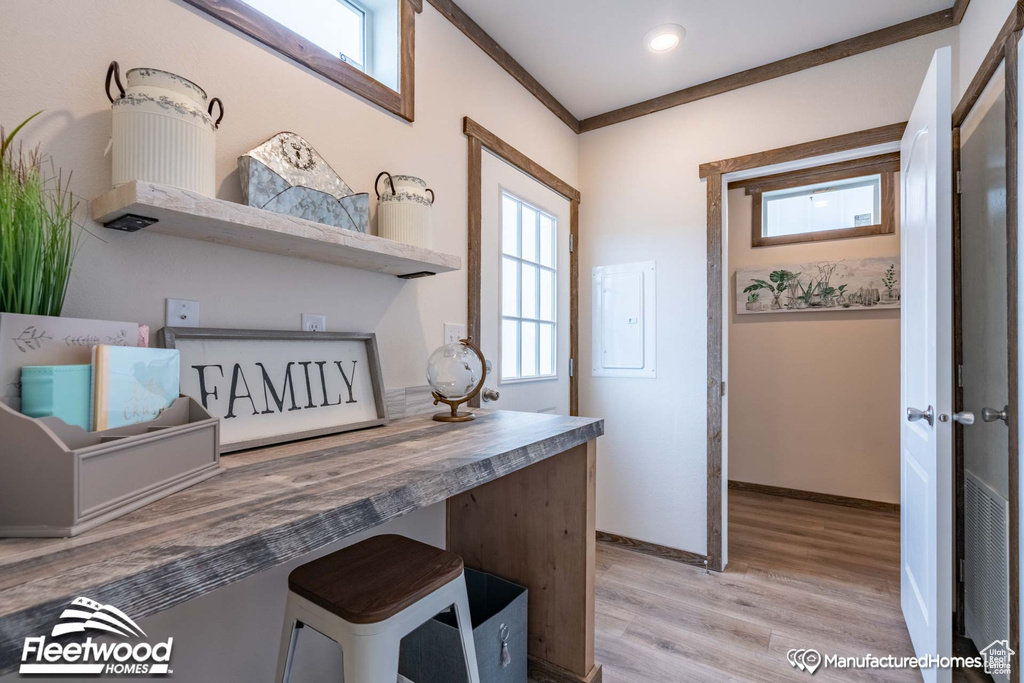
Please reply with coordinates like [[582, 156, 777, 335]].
[[241, 0, 368, 71], [762, 174, 881, 238], [501, 192, 557, 381], [187, 0, 411, 119]]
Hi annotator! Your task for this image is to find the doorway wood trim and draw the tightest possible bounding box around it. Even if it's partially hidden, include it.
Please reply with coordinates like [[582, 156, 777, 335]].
[[952, 23, 1021, 682], [463, 117, 581, 414], [700, 123, 907, 573]]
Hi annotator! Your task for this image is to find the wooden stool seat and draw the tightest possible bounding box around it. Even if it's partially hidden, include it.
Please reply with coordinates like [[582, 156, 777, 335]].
[[288, 534, 465, 625]]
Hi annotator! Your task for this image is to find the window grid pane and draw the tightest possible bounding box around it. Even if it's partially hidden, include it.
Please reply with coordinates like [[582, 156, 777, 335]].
[[499, 193, 558, 381]]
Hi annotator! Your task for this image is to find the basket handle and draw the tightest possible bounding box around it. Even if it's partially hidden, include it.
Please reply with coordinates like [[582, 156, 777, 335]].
[[105, 61, 126, 103], [426, 188, 435, 204]]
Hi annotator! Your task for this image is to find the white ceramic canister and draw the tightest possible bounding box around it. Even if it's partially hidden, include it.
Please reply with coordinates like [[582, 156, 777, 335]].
[[106, 61, 223, 197], [375, 172, 434, 249]]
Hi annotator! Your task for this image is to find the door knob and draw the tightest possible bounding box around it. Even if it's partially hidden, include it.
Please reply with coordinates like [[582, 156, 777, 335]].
[[982, 405, 1009, 424], [906, 405, 934, 426], [482, 387, 499, 402], [952, 411, 975, 425]]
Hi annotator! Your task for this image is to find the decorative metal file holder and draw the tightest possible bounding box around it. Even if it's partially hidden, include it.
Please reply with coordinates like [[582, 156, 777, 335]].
[[0, 396, 221, 538]]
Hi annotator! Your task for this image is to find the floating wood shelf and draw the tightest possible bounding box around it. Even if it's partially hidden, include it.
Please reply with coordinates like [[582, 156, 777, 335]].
[[91, 181, 461, 278]]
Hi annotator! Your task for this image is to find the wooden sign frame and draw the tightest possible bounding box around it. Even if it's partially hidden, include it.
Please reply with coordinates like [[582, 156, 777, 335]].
[[158, 327, 388, 452]]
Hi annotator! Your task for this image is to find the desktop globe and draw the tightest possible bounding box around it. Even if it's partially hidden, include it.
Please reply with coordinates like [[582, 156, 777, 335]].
[[426, 339, 487, 422]]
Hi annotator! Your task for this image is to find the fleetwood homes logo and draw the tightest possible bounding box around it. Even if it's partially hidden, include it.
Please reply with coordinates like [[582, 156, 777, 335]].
[[190, 360, 360, 418], [19, 597, 172, 675]]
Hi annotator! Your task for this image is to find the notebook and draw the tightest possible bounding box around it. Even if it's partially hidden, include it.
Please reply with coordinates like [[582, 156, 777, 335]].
[[20, 364, 92, 430], [92, 346, 180, 431]]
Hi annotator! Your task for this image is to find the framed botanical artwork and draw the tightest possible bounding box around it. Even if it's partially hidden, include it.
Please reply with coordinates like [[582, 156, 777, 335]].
[[736, 256, 900, 315]]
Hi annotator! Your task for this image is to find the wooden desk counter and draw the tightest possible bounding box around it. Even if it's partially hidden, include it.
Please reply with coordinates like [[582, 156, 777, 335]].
[[0, 410, 603, 682]]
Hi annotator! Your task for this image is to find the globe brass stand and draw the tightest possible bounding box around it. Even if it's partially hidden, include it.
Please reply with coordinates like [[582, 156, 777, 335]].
[[431, 339, 487, 422]]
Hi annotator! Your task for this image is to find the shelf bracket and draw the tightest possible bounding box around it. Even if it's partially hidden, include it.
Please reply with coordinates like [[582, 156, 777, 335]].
[[104, 213, 159, 233]]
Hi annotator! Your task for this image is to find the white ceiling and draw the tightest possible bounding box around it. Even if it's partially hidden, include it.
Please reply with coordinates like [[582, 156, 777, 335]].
[[452, 0, 954, 120]]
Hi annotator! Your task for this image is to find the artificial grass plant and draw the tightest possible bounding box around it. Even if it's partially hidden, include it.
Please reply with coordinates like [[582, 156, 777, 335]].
[[0, 111, 79, 316]]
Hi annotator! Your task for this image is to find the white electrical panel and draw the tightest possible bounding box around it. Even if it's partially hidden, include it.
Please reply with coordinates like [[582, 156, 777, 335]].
[[592, 261, 656, 378]]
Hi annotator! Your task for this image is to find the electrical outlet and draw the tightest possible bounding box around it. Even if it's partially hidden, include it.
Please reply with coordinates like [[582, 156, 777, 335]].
[[444, 323, 466, 344], [302, 313, 327, 332], [165, 298, 200, 328]]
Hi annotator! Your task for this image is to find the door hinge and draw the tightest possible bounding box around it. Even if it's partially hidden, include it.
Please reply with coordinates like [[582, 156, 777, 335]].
[[569, 234, 575, 253], [956, 170, 962, 195], [721, 380, 726, 396], [569, 358, 574, 377]]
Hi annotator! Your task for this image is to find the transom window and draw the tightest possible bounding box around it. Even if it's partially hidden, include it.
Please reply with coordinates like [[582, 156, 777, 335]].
[[762, 175, 881, 238], [741, 156, 898, 248], [501, 192, 557, 381], [241, 0, 369, 72]]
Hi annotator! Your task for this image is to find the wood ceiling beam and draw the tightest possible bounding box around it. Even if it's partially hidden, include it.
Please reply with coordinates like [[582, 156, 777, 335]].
[[581, 9, 955, 133], [427, 0, 582, 132]]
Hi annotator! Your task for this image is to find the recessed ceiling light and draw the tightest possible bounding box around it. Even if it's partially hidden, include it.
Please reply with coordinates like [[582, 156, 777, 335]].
[[644, 24, 685, 53]]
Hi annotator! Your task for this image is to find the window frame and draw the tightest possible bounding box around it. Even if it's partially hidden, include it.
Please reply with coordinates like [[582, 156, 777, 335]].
[[739, 154, 898, 248], [183, 0, 418, 121], [499, 189, 558, 385], [337, 0, 369, 73]]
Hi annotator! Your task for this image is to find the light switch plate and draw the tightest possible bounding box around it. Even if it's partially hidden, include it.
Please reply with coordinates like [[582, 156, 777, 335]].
[[444, 323, 466, 344], [302, 313, 327, 332], [165, 298, 200, 328]]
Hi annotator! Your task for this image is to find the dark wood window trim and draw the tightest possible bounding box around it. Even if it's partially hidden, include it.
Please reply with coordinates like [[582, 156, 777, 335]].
[[743, 154, 899, 248], [182, 0, 420, 122]]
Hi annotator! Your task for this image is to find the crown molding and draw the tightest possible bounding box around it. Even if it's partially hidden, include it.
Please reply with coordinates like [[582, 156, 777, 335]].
[[426, 0, 581, 132], [581, 9, 956, 132], [431, 2, 964, 135]]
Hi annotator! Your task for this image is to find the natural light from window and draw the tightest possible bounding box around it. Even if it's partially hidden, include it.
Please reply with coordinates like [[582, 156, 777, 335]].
[[241, 0, 366, 70], [763, 174, 881, 237], [501, 193, 557, 381]]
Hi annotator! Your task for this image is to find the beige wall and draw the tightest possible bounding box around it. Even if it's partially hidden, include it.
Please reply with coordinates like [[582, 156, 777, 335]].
[[0, 3, 575, 680], [0, 0, 578, 394], [578, 30, 958, 554], [726, 187, 901, 504]]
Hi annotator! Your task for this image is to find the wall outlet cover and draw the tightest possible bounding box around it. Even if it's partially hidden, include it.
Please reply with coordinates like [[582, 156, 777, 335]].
[[165, 299, 200, 328], [302, 313, 327, 332], [444, 323, 466, 345]]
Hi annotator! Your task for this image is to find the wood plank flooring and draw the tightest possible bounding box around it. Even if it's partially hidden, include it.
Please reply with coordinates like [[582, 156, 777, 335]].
[[592, 489, 989, 682]]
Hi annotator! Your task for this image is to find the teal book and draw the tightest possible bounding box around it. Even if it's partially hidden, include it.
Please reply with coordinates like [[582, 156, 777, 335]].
[[20, 364, 93, 431], [92, 346, 180, 431]]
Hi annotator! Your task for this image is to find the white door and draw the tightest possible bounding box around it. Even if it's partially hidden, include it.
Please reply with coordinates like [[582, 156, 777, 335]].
[[900, 45, 953, 683], [480, 150, 571, 414]]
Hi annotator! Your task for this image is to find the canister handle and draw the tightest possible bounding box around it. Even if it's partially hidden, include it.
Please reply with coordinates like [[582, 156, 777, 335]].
[[375, 171, 396, 199], [426, 188, 435, 204], [105, 61, 126, 103], [208, 98, 224, 129]]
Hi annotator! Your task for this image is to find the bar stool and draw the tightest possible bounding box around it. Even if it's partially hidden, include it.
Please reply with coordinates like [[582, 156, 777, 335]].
[[275, 534, 481, 683]]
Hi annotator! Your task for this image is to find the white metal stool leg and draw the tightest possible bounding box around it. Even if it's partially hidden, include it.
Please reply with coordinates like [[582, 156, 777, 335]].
[[452, 580, 481, 683], [274, 597, 303, 683]]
